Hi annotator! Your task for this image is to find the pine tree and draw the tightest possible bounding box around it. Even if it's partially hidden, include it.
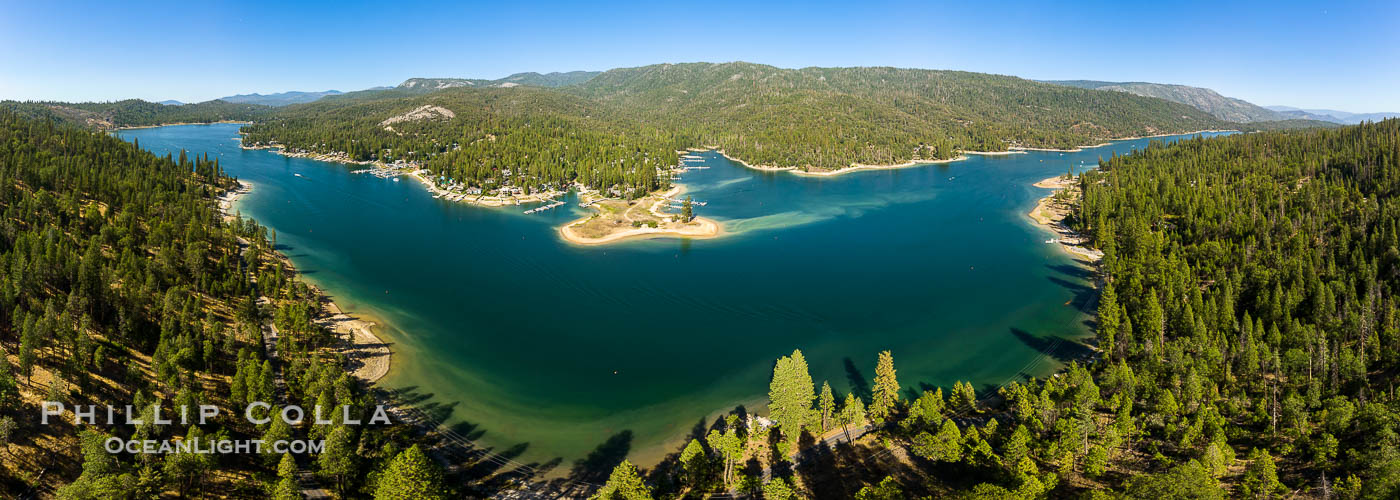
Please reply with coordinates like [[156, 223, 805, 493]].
[[870, 350, 900, 422], [839, 393, 866, 443], [762, 477, 797, 500], [767, 349, 815, 441], [592, 460, 654, 500], [679, 438, 708, 489], [272, 453, 301, 500], [319, 424, 359, 496], [1241, 448, 1283, 498], [374, 445, 448, 500], [818, 381, 836, 432], [1097, 282, 1121, 360]]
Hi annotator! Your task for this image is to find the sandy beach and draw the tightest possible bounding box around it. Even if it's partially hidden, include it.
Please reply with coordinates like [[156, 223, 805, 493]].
[[217, 180, 253, 221], [1029, 175, 1103, 262], [560, 216, 721, 245], [559, 184, 722, 245], [321, 301, 392, 383]]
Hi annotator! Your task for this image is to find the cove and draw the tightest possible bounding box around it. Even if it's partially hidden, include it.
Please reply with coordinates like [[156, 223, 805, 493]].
[[115, 124, 1230, 471]]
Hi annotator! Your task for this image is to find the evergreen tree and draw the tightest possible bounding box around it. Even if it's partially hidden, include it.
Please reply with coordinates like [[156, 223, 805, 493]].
[[767, 349, 815, 441], [1240, 448, 1283, 499], [592, 460, 654, 500], [870, 350, 900, 422], [838, 393, 866, 443], [374, 445, 448, 500], [818, 381, 836, 432], [679, 438, 709, 490]]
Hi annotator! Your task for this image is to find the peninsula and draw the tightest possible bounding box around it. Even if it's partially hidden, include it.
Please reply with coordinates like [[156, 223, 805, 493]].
[[559, 186, 721, 245]]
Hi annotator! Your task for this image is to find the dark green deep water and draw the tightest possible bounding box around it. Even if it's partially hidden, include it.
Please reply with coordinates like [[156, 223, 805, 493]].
[[117, 124, 1229, 468]]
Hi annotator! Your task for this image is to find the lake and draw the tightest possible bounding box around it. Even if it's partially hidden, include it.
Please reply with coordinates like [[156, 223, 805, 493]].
[[116, 124, 1228, 471]]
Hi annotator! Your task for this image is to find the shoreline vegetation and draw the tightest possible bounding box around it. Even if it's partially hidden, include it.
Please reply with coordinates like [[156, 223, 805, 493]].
[[216, 179, 393, 384]]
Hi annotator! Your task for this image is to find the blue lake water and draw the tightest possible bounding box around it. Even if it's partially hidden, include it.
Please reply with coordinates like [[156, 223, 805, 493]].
[[117, 124, 1230, 468]]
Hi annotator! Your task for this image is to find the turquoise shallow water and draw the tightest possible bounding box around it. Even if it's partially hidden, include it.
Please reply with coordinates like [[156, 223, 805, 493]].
[[117, 125, 1230, 469]]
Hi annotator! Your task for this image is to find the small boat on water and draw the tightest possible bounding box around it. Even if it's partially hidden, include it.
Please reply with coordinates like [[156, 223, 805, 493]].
[[393, 178, 400, 182], [293, 173, 302, 177]]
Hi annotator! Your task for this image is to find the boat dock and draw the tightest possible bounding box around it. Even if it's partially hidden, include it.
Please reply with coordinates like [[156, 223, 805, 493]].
[[663, 197, 707, 206], [351, 166, 412, 179], [524, 200, 567, 214]]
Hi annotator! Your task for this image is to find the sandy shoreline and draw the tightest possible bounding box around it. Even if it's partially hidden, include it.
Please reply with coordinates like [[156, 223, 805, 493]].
[[115, 120, 252, 131], [216, 180, 253, 220], [1029, 175, 1103, 262], [715, 150, 968, 177], [1012, 129, 1233, 153], [711, 128, 1228, 176], [559, 184, 723, 245], [560, 216, 722, 245], [321, 301, 392, 383]]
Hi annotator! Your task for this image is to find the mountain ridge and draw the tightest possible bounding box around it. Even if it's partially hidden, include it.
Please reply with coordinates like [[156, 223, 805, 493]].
[[398, 71, 601, 91], [218, 90, 344, 106], [1043, 80, 1285, 122]]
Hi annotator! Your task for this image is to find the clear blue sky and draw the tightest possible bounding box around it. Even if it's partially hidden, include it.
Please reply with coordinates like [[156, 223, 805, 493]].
[[2, 0, 1396, 111]]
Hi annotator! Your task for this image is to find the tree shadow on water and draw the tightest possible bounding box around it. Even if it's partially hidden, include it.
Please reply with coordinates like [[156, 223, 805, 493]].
[[569, 430, 634, 485], [844, 357, 872, 402], [1045, 264, 1100, 314], [1010, 327, 1094, 364], [1046, 263, 1094, 281]]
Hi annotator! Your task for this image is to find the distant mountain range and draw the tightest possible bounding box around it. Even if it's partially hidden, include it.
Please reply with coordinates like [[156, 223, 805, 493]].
[[158, 99, 184, 106], [1264, 106, 1400, 124], [216, 90, 344, 107]]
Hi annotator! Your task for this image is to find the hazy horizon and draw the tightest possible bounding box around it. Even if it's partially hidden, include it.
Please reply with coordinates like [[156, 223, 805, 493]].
[[2, 0, 1397, 111]]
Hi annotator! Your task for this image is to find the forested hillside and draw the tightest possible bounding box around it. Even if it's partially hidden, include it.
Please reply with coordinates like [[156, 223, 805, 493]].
[[0, 112, 447, 498], [0, 99, 270, 129], [238, 62, 1241, 195], [575, 62, 1226, 165], [583, 120, 1400, 499], [240, 86, 679, 197], [1068, 120, 1400, 496]]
